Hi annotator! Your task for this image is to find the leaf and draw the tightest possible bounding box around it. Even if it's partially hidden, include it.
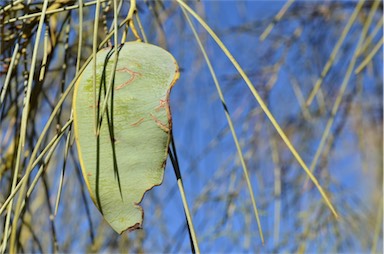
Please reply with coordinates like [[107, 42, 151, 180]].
[[73, 42, 179, 234]]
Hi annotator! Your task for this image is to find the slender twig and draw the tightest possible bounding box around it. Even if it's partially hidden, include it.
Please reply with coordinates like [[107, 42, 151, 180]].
[[306, 0, 365, 106], [371, 198, 383, 253], [0, 119, 73, 215], [269, 130, 281, 245], [76, 0, 83, 73], [290, 76, 312, 121], [135, 12, 148, 43], [121, 0, 140, 43], [3, 0, 109, 24], [169, 134, 200, 254], [176, 0, 339, 218], [357, 17, 383, 56], [303, 0, 380, 188], [0, 4, 143, 252], [54, 112, 74, 216], [259, 0, 295, 41], [92, 0, 101, 134], [98, 0, 141, 134], [0, 0, 23, 15], [7, 1, 49, 253], [355, 37, 383, 74], [180, 5, 264, 244], [0, 43, 19, 105]]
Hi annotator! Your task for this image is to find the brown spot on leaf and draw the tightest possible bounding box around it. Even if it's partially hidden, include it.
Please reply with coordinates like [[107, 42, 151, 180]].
[[115, 68, 142, 90], [149, 113, 169, 133], [155, 99, 168, 112], [130, 117, 145, 127]]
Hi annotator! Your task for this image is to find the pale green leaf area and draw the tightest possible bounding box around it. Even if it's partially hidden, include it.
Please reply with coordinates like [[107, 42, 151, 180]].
[[73, 42, 179, 234]]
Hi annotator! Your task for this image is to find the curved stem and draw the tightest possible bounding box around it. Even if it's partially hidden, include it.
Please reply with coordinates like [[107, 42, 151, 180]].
[[169, 136, 200, 254]]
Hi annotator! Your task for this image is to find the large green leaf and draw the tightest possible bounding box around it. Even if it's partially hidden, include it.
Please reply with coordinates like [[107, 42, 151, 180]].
[[73, 42, 179, 233]]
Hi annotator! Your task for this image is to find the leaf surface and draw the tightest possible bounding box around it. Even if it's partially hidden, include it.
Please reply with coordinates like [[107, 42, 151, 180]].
[[73, 42, 179, 233]]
